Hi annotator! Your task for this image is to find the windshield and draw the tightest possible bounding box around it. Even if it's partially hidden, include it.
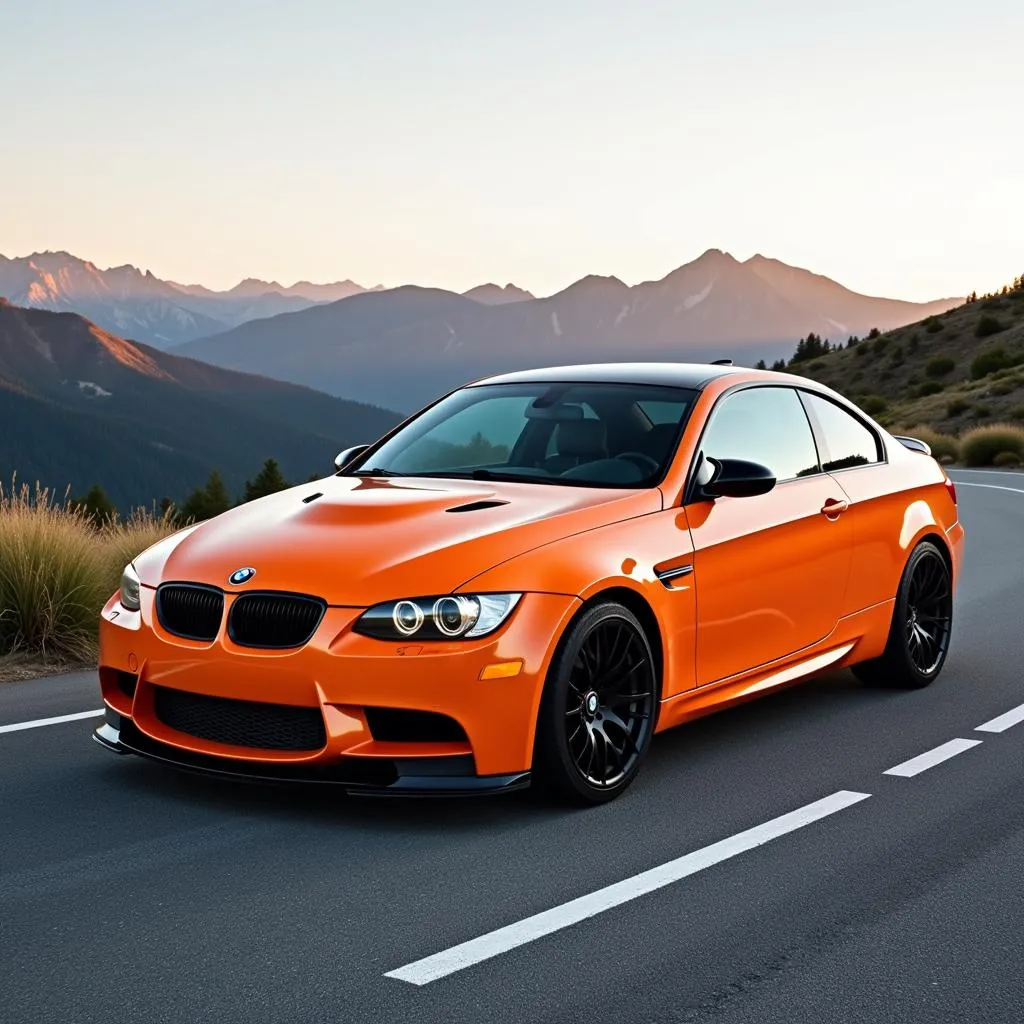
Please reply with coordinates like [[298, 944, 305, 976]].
[[345, 382, 697, 487]]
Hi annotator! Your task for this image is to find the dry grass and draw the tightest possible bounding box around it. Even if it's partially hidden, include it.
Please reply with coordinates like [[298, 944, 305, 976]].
[[959, 423, 1024, 467], [0, 480, 178, 664]]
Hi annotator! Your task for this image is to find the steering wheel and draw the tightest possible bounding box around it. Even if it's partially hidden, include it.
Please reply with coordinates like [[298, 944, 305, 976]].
[[614, 451, 660, 476]]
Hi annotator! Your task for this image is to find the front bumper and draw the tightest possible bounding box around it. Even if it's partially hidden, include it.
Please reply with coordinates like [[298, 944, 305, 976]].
[[93, 710, 529, 796], [97, 588, 580, 789]]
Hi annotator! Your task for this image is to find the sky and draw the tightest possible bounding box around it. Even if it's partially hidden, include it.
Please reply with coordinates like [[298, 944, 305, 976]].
[[2, 0, 1022, 301]]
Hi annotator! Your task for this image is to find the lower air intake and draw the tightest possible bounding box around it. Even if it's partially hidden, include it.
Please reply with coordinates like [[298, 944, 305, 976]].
[[153, 687, 327, 751]]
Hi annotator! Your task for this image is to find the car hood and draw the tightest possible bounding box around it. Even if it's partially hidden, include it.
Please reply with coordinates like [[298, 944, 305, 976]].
[[138, 475, 661, 605]]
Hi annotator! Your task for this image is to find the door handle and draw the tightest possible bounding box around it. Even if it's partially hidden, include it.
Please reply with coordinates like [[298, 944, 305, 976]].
[[821, 498, 849, 518]]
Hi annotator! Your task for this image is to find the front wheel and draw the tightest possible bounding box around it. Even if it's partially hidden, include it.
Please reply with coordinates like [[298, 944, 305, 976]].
[[852, 540, 953, 689], [533, 602, 657, 805]]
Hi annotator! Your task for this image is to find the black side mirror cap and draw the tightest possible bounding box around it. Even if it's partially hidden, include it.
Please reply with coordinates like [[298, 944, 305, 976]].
[[335, 444, 370, 471], [701, 457, 776, 498]]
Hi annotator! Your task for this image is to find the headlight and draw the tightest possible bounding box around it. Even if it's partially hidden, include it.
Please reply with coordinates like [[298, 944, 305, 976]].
[[120, 563, 141, 611], [354, 593, 521, 641]]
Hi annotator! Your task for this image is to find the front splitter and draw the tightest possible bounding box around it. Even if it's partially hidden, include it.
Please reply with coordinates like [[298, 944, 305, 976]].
[[93, 717, 531, 797]]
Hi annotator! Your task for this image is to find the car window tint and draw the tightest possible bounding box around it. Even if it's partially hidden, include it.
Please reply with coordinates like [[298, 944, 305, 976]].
[[543, 402, 599, 457], [390, 395, 532, 471], [637, 399, 689, 425], [802, 392, 881, 471], [701, 387, 820, 481]]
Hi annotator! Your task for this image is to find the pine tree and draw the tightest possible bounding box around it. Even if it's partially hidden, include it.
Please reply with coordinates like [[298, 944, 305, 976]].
[[243, 459, 291, 502], [755, 359, 767, 370], [73, 484, 116, 526], [180, 470, 231, 523]]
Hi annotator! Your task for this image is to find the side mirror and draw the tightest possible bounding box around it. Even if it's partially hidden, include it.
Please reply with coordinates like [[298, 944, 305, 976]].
[[335, 444, 369, 471], [701, 457, 776, 498]]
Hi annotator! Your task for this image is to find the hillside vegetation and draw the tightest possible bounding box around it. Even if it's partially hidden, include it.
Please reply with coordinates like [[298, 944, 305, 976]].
[[0, 302, 400, 508], [772, 276, 1024, 448], [0, 481, 178, 665]]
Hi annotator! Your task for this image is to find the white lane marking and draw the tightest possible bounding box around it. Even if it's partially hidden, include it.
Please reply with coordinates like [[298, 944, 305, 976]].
[[386, 790, 871, 986], [0, 709, 104, 735], [949, 468, 1024, 476], [883, 738, 982, 777], [976, 702, 1024, 734], [954, 481, 1024, 495]]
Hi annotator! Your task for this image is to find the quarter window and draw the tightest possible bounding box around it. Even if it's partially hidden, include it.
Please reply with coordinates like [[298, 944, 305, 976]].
[[801, 393, 881, 471], [700, 387, 820, 481]]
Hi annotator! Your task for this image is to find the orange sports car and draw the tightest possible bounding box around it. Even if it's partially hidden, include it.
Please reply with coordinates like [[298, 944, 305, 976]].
[[95, 363, 963, 804]]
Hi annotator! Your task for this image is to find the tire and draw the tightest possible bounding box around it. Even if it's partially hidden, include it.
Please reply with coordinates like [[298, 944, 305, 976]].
[[852, 540, 953, 689], [533, 602, 657, 805]]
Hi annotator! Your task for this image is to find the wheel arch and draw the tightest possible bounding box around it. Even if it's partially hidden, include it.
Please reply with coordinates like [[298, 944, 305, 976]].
[[572, 586, 666, 708]]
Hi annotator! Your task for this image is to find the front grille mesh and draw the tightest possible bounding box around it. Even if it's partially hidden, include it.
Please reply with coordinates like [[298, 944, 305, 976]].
[[156, 584, 224, 641], [229, 592, 326, 649], [153, 687, 327, 751]]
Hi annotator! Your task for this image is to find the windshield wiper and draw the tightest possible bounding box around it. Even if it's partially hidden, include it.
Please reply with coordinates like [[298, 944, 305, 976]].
[[414, 469, 565, 485], [347, 467, 406, 477]]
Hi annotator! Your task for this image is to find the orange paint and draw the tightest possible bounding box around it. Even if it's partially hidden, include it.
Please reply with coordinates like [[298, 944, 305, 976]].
[[97, 365, 963, 791]]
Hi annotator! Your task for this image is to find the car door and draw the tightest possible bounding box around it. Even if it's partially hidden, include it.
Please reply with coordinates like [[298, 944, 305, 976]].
[[798, 390, 895, 614], [687, 385, 854, 686]]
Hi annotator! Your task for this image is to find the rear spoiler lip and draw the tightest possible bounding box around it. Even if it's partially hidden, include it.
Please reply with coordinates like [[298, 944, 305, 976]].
[[893, 435, 933, 456]]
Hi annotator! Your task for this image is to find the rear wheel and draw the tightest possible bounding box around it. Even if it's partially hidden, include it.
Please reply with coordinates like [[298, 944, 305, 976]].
[[853, 540, 953, 689], [533, 602, 657, 805]]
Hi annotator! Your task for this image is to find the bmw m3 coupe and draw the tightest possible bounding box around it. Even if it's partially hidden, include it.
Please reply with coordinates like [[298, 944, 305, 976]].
[[95, 362, 963, 804]]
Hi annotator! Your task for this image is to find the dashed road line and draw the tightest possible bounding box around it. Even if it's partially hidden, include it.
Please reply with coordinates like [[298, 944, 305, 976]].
[[976, 702, 1024, 734], [386, 790, 871, 985], [883, 738, 982, 777], [0, 709, 104, 735]]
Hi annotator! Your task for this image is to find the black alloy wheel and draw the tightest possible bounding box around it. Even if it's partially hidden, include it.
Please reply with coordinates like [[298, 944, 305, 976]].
[[853, 540, 953, 689], [534, 602, 657, 805]]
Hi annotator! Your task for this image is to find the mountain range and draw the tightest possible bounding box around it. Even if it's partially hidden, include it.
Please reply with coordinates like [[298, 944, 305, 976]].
[[0, 300, 399, 507], [176, 250, 962, 411], [0, 252, 538, 350]]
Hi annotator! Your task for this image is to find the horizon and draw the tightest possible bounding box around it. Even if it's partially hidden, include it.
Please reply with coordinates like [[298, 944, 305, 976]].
[[0, 246, 972, 304], [3, 1, 1022, 301]]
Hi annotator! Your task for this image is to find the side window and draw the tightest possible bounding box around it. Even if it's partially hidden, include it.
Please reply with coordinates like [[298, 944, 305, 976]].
[[701, 387, 820, 481], [802, 393, 881, 471]]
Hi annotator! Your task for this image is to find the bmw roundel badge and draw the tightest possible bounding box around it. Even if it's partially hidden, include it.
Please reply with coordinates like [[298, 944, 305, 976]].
[[228, 567, 257, 585]]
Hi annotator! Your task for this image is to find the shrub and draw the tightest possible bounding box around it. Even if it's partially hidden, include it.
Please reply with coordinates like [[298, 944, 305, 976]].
[[994, 451, 1023, 467], [915, 381, 944, 397], [974, 404, 992, 418], [990, 380, 1016, 396], [1010, 404, 1024, 422], [971, 346, 1012, 379], [860, 395, 888, 415], [946, 398, 970, 417], [903, 426, 959, 463], [960, 424, 1024, 466], [975, 315, 1007, 338], [924, 317, 943, 334], [926, 356, 956, 378], [856, 344, 870, 358], [0, 481, 178, 661], [872, 335, 890, 354]]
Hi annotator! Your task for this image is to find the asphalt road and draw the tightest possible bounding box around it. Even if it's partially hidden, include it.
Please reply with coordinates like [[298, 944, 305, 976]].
[[2, 469, 1023, 1024]]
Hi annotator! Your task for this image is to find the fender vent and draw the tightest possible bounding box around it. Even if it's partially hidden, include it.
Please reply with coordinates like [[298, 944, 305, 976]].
[[446, 500, 509, 513]]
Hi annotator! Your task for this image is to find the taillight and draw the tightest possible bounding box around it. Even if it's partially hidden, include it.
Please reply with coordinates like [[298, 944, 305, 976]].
[[944, 475, 957, 506]]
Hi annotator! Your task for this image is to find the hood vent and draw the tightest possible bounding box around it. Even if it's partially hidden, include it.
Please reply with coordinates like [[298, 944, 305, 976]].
[[446, 499, 509, 514]]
